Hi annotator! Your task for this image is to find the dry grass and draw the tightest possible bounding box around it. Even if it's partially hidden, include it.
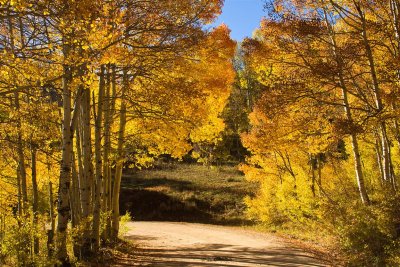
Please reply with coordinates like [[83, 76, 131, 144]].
[[120, 163, 258, 225]]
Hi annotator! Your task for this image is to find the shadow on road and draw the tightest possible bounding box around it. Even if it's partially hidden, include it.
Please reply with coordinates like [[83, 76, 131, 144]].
[[115, 241, 328, 267]]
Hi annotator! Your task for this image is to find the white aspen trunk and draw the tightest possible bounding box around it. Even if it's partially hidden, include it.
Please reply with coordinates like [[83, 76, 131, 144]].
[[47, 181, 55, 257], [31, 145, 39, 254], [73, 88, 94, 257], [111, 69, 128, 240], [16, 166, 22, 217], [80, 90, 92, 214], [56, 62, 73, 264], [375, 135, 385, 186], [108, 65, 117, 230], [317, 155, 322, 192], [380, 125, 393, 187], [310, 154, 316, 198], [70, 87, 85, 225], [390, 0, 400, 104], [75, 122, 86, 258], [15, 92, 28, 211], [75, 125, 84, 218], [391, 0, 400, 90], [71, 151, 81, 225], [80, 88, 93, 257], [102, 65, 115, 242], [355, 3, 393, 187], [349, 134, 370, 204], [101, 67, 111, 242], [71, 150, 82, 258], [324, 9, 370, 204], [8, 8, 28, 213], [92, 65, 105, 252], [389, 0, 400, 190]]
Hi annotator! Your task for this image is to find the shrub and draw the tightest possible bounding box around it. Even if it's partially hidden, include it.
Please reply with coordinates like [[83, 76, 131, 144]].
[[333, 194, 400, 266]]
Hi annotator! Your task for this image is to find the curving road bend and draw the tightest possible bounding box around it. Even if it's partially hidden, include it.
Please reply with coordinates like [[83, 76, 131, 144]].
[[115, 221, 329, 267]]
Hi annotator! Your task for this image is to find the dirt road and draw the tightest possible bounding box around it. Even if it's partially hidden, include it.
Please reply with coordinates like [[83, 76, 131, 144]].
[[116, 221, 328, 267]]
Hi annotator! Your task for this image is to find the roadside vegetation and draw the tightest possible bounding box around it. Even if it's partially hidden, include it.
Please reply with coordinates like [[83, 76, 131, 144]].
[[236, 1, 400, 266]]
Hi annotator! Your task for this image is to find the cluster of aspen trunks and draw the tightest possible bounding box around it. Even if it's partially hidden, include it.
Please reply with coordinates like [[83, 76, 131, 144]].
[[0, 0, 227, 265]]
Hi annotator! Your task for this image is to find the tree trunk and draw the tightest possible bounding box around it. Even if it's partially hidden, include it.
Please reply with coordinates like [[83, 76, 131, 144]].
[[47, 181, 55, 257], [108, 65, 117, 231], [102, 66, 112, 243], [102, 65, 117, 241], [355, 3, 393, 187], [111, 69, 129, 240], [80, 88, 93, 258], [310, 154, 316, 198], [8, 10, 28, 214], [56, 62, 73, 265], [375, 135, 385, 186], [71, 151, 81, 228], [324, 9, 370, 204], [389, 0, 400, 191], [31, 145, 39, 254], [350, 134, 370, 204], [317, 155, 322, 193], [15, 92, 28, 212], [92, 65, 106, 252]]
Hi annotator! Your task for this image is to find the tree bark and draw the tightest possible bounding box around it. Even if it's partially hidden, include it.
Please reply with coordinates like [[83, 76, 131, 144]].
[[375, 134, 385, 186], [111, 69, 129, 240], [56, 62, 73, 265], [310, 155, 316, 198], [102, 65, 117, 241], [15, 92, 28, 212], [47, 180, 55, 257], [355, 2, 393, 187], [102, 66, 112, 242], [31, 145, 39, 254], [324, 9, 370, 204], [92, 65, 106, 252], [80, 88, 93, 258]]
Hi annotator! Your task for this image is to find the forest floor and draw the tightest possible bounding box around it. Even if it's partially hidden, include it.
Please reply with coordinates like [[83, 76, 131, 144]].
[[105, 163, 333, 266]]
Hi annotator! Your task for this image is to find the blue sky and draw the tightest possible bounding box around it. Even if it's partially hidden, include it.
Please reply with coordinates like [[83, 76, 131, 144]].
[[211, 0, 266, 41]]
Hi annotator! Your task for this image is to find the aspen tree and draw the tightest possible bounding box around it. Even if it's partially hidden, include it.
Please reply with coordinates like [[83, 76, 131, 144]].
[[111, 69, 128, 240], [56, 62, 73, 264], [322, 7, 370, 204]]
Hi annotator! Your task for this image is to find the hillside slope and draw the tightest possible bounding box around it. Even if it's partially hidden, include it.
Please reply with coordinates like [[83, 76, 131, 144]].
[[120, 163, 257, 225]]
